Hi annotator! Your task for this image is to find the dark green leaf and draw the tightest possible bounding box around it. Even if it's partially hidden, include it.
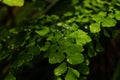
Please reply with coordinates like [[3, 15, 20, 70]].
[[78, 64, 89, 75]]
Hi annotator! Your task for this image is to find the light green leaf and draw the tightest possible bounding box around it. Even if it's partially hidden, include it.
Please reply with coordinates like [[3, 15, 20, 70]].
[[70, 30, 92, 46], [49, 52, 65, 64], [0, 43, 2, 50], [108, 13, 115, 18], [67, 53, 84, 65], [92, 15, 104, 22], [65, 68, 77, 80], [35, 27, 49, 36], [102, 17, 117, 27], [54, 62, 67, 76], [90, 23, 101, 33], [5, 72, 16, 80], [2, 0, 24, 7], [115, 11, 120, 20], [98, 11, 106, 17]]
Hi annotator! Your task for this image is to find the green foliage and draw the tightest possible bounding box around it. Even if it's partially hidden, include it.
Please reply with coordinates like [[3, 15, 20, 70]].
[[0, 0, 120, 80], [2, 0, 24, 6]]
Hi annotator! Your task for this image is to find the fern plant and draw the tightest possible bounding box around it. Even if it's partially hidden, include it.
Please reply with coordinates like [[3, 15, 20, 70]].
[[0, 0, 120, 80]]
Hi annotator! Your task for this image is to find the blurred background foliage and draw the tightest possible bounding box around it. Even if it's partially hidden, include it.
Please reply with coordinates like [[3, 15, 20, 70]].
[[0, 0, 120, 80]]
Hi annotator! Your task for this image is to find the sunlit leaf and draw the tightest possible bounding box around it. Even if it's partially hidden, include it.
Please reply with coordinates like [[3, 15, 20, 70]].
[[90, 23, 101, 33], [2, 0, 24, 7]]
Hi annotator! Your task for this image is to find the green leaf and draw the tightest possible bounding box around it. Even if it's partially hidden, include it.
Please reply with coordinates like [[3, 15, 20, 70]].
[[67, 53, 84, 65], [54, 62, 67, 76], [56, 77, 62, 80], [64, 12, 73, 17], [65, 68, 77, 80], [9, 28, 18, 34], [78, 64, 89, 75], [5, 72, 16, 80], [95, 42, 104, 52], [70, 30, 92, 46], [49, 52, 65, 64], [66, 44, 84, 54], [68, 67, 80, 78], [70, 23, 78, 31], [2, 0, 24, 7], [35, 27, 49, 36], [92, 15, 104, 22], [115, 11, 120, 20], [98, 11, 107, 17], [108, 13, 115, 18], [88, 43, 97, 57], [72, 0, 79, 4], [103, 29, 111, 37], [102, 17, 117, 27], [54, 31, 62, 41], [89, 23, 101, 33]]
